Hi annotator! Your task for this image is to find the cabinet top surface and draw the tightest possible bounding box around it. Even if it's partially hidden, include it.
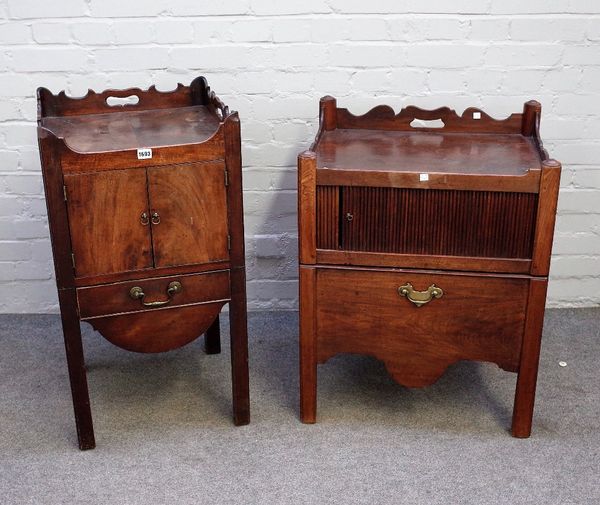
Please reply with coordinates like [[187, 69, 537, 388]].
[[40, 105, 220, 153], [315, 129, 542, 175]]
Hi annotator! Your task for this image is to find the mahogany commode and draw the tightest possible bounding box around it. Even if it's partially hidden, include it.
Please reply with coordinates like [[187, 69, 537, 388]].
[[298, 96, 560, 437], [38, 77, 249, 449]]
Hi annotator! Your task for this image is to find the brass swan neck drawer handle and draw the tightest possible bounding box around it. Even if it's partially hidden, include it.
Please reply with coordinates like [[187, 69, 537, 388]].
[[398, 283, 443, 307], [129, 281, 182, 308]]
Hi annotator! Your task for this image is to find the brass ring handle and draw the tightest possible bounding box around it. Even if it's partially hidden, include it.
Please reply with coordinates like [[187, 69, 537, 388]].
[[140, 212, 149, 225], [129, 281, 182, 307], [151, 211, 160, 225], [398, 283, 443, 308]]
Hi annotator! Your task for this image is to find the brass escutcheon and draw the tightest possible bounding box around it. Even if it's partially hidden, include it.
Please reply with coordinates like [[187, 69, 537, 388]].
[[398, 282, 443, 308], [129, 281, 182, 308]]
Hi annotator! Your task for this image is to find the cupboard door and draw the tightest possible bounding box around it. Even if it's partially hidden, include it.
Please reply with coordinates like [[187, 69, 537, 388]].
[[64, 169, 153, 277], [148, 161, 229, 268]]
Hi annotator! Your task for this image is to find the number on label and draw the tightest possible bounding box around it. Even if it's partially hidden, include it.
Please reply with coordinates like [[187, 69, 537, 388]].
[[137, 148, 153, 160]]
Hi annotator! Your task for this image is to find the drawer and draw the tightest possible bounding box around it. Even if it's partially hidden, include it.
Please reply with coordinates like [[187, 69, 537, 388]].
[[315, 267, 529, 387], [77, 270, 230, 319]]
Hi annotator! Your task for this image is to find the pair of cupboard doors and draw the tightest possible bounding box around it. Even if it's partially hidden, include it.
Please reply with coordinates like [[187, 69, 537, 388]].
[[65, 161, 229, 279]]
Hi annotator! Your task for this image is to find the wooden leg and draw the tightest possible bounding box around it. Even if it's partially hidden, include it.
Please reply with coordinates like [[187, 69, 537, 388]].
[[228, 267, 250, 425], [299, 267, 317, 423], [204, 315, 221, 355], [58, 288, 95, 450], [512, 279, 548, 438]]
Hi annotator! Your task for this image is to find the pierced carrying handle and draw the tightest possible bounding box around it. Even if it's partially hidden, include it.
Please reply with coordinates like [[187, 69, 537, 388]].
[[106, 95, 140, 107], [403, 105, 454, 122], [102, 88, 144, 107], [102, 87, 143, 98], [129, 281, 182, 308], [398, 283, 443, 308]]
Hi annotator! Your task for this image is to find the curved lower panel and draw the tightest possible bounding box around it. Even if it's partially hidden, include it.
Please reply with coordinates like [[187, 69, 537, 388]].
[[317, 350, 454, 388], [318, 350, 517, 388], [88, 302, 225, 353], [382, 358, 451, 388]]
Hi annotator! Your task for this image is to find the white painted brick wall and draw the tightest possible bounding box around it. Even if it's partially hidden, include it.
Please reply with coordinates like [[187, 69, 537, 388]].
[[1, 1, 599, 312]]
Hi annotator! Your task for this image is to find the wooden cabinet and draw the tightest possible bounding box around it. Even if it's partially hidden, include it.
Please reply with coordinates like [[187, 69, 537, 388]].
[[298, 96, 561, 437], [38, 77, 249, 449], [64, 160, 230, 276]]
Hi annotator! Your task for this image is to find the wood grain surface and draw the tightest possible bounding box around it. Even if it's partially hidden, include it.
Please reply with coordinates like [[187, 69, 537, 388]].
[[148, 161, 229, 268], [64, 169, 153, 277], [42, 106, 220, 154], [531, 160, 562, 276], [316, 129, 541, 176]]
